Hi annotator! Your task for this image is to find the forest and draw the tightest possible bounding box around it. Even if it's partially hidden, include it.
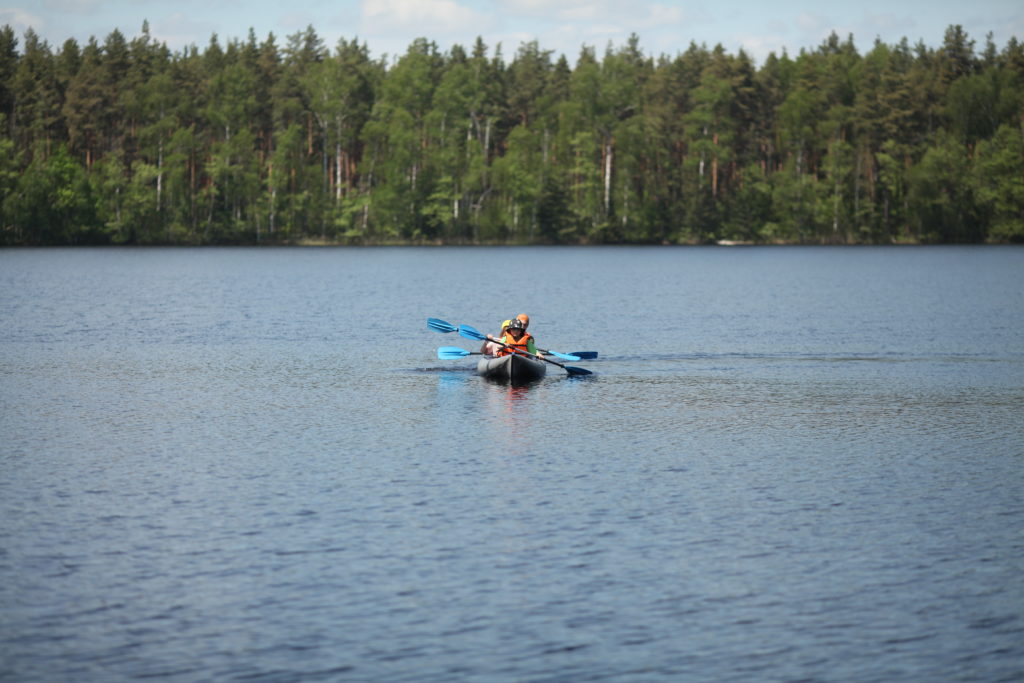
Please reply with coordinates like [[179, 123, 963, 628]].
[[0, 23, 1022, 246]]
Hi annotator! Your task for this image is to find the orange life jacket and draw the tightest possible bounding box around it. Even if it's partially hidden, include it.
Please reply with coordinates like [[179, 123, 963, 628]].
[[497, 331, 533, 357]]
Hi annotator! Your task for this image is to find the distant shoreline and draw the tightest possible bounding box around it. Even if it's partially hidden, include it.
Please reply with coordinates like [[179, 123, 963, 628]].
[[2, 24, 1021, 249], [4, 238, 1021, 248]]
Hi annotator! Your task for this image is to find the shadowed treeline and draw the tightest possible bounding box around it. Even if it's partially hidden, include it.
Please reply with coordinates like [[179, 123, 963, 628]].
[[1, 23, 1022, 245]]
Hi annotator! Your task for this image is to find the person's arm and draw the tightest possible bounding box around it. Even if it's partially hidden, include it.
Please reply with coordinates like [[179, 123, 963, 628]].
[[527, 338, 540, 355]]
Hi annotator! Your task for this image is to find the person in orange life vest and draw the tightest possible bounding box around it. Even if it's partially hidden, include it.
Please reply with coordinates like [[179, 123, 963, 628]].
[[481, 319, 511, 356], [496, 318, 543, 358]]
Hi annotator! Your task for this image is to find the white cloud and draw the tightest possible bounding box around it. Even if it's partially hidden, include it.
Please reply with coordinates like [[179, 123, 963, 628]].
[[790, 10, 861, 49], [648, 4, 685, 25], [39, 0, 101, 13], [491, 0, 688, 59], [11, 0, 1016, 66], [499, 0, 550, 13], [559, 3, 600, 21], [0, 7, 43, 31], [851, 11, 918, 49], [795, 11, 829, 34], [357, 0, 498, 60], [361, 0, 486, 31], [500, 0, 595, 18], [860, 11, 913, 33], [149, 11, 219, 48], [736, 33, 790, 63]]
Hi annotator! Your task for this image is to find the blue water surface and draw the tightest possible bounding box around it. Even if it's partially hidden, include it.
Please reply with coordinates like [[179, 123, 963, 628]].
[[1, 246, 1022, 681]]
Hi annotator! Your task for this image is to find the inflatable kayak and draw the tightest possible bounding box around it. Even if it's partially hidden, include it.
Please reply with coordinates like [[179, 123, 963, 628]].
[[476, 353, 547, 384]]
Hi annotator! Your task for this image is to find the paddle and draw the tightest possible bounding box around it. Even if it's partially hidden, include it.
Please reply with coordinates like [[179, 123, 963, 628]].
[[438, 346, 592, 365], [458, 324, 592, 376], [537, 348, 583, 362], [438, 346, 481, 359], [428, 317, 589, 361], [544, 349, 598, 360], [427, 317, 459, 334]]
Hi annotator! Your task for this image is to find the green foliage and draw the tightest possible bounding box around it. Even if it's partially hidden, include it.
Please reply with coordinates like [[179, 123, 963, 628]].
[[908, 132, 983, 242], [1, 22, 1022, 244], [0, 126, 21, 239], [974, 125, 1024, 242], [5, 144, 101, 243]]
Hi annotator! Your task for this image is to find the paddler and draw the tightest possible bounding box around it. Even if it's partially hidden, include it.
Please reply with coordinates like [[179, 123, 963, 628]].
[[481, 319, 511, 356], [496, 318, 543, 358]]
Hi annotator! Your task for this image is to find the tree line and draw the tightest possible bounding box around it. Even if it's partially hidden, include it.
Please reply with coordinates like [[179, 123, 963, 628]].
[[0, 23, 1022, 246]]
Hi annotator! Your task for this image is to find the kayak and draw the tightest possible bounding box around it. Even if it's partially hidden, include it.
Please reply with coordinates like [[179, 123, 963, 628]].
[[477, 353, 547, 384], [477, 354, 546, 384]]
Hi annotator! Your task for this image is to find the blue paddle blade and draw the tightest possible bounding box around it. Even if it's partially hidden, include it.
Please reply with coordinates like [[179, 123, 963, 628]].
[[545, 350, 581, 361], [564, 365, 593, 376], [571, 351, 598, 360], [427, 317, 458, 333], [458, 324, 486, 341], [438, 346, 472, 359]]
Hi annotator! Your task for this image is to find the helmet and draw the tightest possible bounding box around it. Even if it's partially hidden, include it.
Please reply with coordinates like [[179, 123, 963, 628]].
[[501, 319, 511, 330], [516, 313, 529, 328], [508, 318, 526, 330]]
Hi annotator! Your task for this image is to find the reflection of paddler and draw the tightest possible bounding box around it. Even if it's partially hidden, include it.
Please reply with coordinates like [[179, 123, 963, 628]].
[[496, 318, 543, 359], [481, 319, 511, 356]]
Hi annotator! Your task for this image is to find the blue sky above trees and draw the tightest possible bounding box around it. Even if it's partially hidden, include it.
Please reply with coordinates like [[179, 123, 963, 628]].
[[3, 0, 1021, 64]]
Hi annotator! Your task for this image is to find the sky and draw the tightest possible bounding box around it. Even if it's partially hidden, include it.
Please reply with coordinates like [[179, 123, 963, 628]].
[[3, 0, 1021, 66]]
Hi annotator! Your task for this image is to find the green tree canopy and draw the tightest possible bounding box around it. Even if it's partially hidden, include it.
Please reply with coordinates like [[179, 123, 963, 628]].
[[1, 22, 1021, 245]]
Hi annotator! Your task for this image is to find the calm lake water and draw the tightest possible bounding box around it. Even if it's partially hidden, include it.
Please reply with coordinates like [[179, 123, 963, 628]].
[[1, 246, 1022, 682]]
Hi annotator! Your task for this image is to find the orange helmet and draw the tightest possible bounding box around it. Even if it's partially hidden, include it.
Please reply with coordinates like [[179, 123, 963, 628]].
[[516, 313, 529, 328]]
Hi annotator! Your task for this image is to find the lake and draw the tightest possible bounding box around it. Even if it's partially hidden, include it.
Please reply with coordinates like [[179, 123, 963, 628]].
[[1, 245, 1022, 681]]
